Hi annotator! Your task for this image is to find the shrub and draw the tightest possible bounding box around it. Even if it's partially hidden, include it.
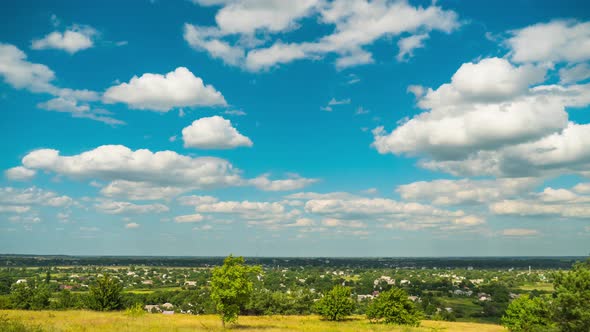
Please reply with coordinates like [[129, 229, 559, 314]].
[[125, 303, 146, 317]]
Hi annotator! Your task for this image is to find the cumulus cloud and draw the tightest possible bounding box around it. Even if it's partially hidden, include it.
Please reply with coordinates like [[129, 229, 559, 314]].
[[16, 145, 242, 200], [182, 116, 252, 149], [177, 195, 219, 206], [506, 20, 590, 64], [372, 58, 556, 161], [185, 0, 460, 71], [125, 222, 140, 229], [5, 167, 36, 181], [103, 67, 227, 112], [31, 25, 96, 54]]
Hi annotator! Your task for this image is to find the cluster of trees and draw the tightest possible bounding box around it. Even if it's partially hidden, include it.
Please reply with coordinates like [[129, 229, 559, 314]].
[[501, 260, 590, 332]]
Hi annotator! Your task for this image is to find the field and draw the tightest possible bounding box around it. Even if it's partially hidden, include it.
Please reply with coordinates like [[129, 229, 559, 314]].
[[1, 310, 506, 332]]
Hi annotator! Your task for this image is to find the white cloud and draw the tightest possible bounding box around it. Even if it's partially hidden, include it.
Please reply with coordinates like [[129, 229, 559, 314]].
[[37, 97, 124, 125], [0, 43, 113, 124], [103, 67, 227, 112], [21, 145, 241, 187], [185, 0, 460, 71], [328, 97, 351, 105], [0, 187, 72, 207], [174, 213, 204, 223], [397, 33, 429, 61], [182, 116, 252, 149], [31, 25, 96, 54], [501, 228, 540, 237], [490, 185, 590, 218], [250, 174, 318, 191], [397, 178, 538, 206], [18, 145, 243, 200], [0, 43, 56, 93], [507, 20, 590, 64], [95, 200, 169, 214], [559, 63, 590, 84], [5, 167, 36, 181], [372, 58, 556, 161], [178, 195, 219, 206], [100, 180, 187, 201]]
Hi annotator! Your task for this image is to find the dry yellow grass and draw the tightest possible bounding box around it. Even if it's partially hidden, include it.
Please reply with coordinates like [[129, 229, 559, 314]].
[[0, 310, 507, 332]]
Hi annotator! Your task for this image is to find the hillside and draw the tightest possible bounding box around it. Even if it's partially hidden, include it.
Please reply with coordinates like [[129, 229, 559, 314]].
[[1, 310, 506, 332]]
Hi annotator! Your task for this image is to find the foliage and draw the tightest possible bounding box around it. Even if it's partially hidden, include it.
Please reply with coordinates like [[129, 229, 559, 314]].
[[315, 285, 355, 321], [88, 274, 123, 311], [552, 259, 590, 332], [501, 295, 553, 332], [210, 255, 262, 326], [0, 274, 13, 295], [10, 283, 33, 310], [29, 285, 50, 310], [366, 287, 421, 326]]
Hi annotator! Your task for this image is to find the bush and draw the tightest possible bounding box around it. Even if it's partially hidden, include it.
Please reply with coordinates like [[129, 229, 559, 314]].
[[315, 285, 355, 321], [501, 295, 553, 332], [125, 303, 146, 317], [366, 287, 421, 326]]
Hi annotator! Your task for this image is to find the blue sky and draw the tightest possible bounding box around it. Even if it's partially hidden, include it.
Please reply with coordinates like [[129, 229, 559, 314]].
[[1, 0, 590, 256]]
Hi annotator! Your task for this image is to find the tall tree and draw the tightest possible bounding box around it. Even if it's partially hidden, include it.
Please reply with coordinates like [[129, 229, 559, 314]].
[[552, 259, 590, 332], [88, 274, 123, 311], [210, 255, 261, 327]]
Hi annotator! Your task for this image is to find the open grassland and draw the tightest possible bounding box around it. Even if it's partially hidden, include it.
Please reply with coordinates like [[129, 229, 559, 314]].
[[1, 310, 506, 332]]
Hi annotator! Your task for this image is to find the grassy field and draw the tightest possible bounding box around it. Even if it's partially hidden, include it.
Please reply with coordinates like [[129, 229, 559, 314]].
[[1, 310, 507, 332]]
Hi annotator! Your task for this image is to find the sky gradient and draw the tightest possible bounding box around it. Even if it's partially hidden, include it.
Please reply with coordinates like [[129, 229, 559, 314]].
[[1, 0, 590, 256]]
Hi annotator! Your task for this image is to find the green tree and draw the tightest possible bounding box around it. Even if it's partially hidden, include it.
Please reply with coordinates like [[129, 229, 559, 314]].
[[501, 295, 553, 332], [315, 285, 355, 321], [88, 274, 123, 311], [552, 259, 590, 332], [366, 287, 421, 326], [29, 285, 50, 310], [9, 283, 33, 310], [210, 255, 261, 327]]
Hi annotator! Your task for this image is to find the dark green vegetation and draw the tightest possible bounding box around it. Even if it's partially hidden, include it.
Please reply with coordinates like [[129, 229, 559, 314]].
[[0, 255, 587, 330]]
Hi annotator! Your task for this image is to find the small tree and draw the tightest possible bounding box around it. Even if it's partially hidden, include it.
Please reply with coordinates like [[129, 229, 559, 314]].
[[501, 295, 553, 332], [210, 255, 261, 327], [552, 259, 590, 332], [9, 283, 33, 310], [315, 285, 355, 321], [366, 287, 421, 326], [88, 274, 123, 311]]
